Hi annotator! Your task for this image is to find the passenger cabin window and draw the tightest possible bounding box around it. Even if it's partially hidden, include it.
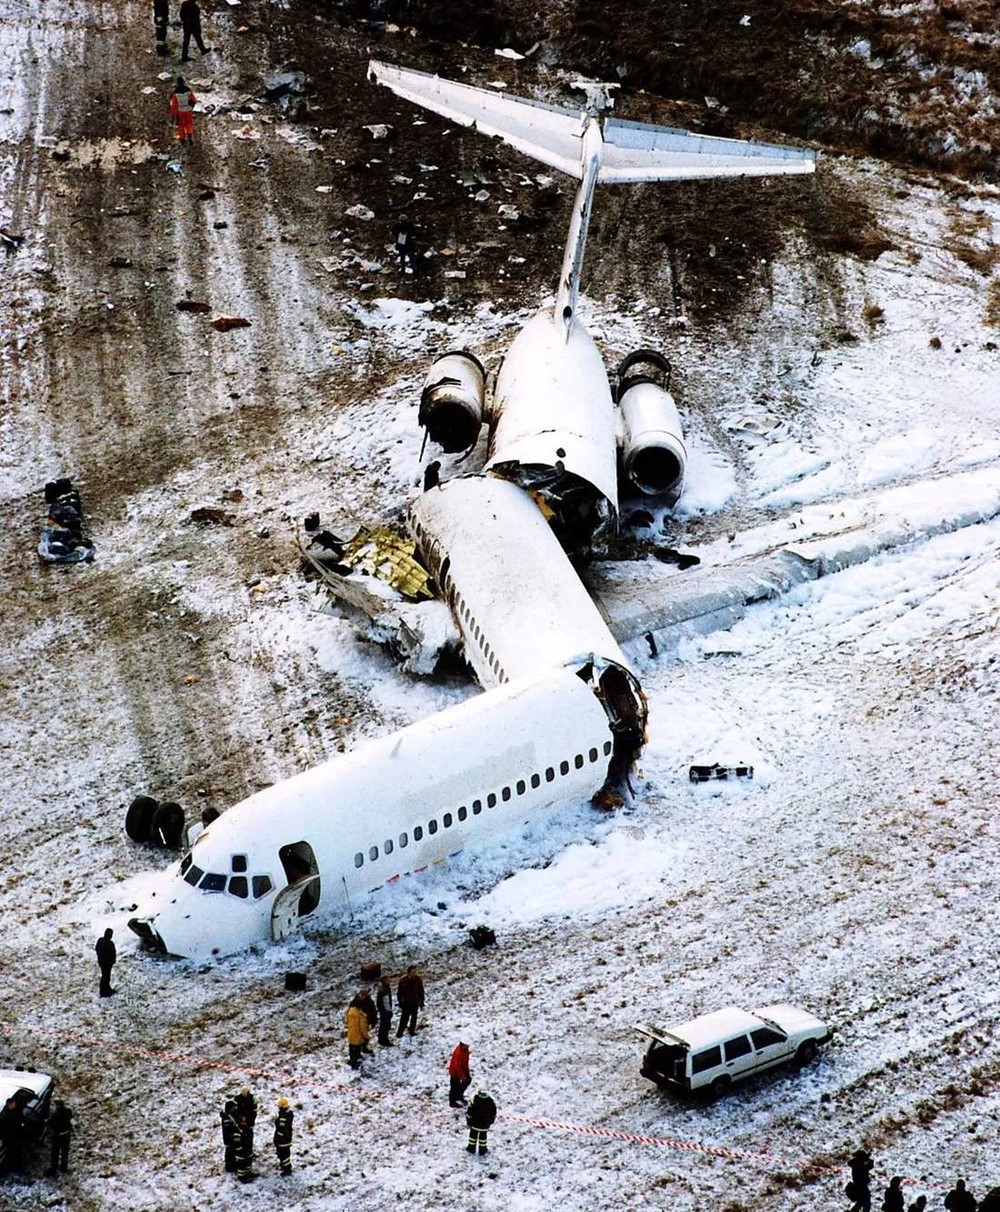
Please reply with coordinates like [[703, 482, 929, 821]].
[[458, 806, 467, 822], [231, 854, 248, 873], [252, 876, 273, 899], [414, 826, 424, 841], [691, 1046, 723, 1074], [369, 845, 379, 861], [559, 760, 569, 776], [472, 800, 482, 815], [399, 832, 409, 848], [200, 872, 226, 892], [385, 838, 394, 855], [516, 780, 526, 795], [530, 774, 540, 789], [603, 741, 612, 756], [443, 813, 452, 828], [724, 1034, 753, 1061], [487, 793, 496, 809], [428, 819, 438, 835], [545, 768, 555, 783], [229, 876, 248, 898], [502, 786, 511, 802], [589, 748, 598, 763], [354, 852, 364, 868], [574, 754, 584, 769], [184, 864, 204, 887], [750, 1027, 786, 1049]]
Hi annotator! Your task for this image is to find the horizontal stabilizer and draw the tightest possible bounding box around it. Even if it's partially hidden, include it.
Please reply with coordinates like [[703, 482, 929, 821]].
[[369, 59, 588, 179], [599, 117, 815, 183]]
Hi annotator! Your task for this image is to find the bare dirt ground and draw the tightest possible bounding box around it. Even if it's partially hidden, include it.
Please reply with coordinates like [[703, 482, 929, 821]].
[[2, 2, 1000, 1210]]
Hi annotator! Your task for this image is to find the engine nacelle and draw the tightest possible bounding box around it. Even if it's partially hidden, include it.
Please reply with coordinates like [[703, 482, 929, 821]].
[[617, 349, 686, 501], [419, 350, 486, 453]]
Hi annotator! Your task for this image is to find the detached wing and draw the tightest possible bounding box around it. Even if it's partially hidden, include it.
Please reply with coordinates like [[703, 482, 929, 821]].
[[369, 59, 587, 179], [599, 117, 816, 183]]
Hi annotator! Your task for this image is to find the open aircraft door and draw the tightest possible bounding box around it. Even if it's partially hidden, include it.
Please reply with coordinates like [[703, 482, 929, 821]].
[[271, 875, 321, 943]]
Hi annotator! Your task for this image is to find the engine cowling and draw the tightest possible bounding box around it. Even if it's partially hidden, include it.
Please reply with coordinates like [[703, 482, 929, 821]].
[[617, 349, 686, 501], [418, 350, 486, 453]]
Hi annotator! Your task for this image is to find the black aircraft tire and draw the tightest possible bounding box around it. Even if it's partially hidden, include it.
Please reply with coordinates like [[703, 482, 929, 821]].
[[125, 795, 159, 843], [151, 802, 185, 849]]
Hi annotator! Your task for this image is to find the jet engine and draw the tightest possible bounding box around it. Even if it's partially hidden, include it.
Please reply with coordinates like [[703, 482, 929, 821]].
[[419, 350, 486, 453], [616, 349, 686, 501]]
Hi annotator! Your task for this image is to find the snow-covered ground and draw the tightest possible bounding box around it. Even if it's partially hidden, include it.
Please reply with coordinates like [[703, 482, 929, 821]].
[[1, 3, 999, 1211]]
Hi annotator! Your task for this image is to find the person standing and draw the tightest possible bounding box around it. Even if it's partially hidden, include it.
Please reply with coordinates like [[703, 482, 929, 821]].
[[944, 1180, 978, 1212], [95, 927, 116, 997], [179, 0, 209, 60], [233, 1086, 257, 1157], [396, 964, 425, 1037], [356, 987, 377, 1052], [393, 214, 418, 274], [448, 1042, 471, 1107], [45, 1100, 73, 1176], [376, 975, 394, 1046], [465, 1090, 496, 1155], [847, 1147, 875, 1212], [882, 1176, 905, 1212], [153, 0, 169, 44], [907, 1197, 928, 1212], [220, 1100, 239, 1174], [1, 1095, 25, 1173], [273, 1097, 293, 1176], [169, 77, 197, 144], [346, 994, 370, 1069]]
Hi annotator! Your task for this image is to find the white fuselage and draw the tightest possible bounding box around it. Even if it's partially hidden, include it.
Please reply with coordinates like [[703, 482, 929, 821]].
[[130, 661, 619, 959]]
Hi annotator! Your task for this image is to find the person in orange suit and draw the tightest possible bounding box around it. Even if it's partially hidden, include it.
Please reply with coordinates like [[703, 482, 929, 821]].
[[169, 76, 197, 143]]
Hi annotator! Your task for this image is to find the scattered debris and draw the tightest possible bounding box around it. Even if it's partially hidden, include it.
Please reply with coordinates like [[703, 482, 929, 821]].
[[176, 298, 211, 313], [1, 227, 25, 253], [652, 547, 701, 570], [346, 204, 375, 221], [363, 124, 394, 140], [39, 478, 95, 565], [689, 763, 754, 783], [469, 925, 497, 949], [188, 507, 235, 526], [209, 315, 251, 332], [473, 189, 490, 203]]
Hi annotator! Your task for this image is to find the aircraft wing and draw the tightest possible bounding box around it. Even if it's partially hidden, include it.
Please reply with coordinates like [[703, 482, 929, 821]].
[[599, 117, 816, 183], [369, 59, 588, 179]]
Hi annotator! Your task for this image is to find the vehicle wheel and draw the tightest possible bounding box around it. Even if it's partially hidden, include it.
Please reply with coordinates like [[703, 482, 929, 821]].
[[709, 1075, 731, 1099], [151, 801, 185, 849], [796, 1039, 818, 1065], [125, 795, 159, 843]]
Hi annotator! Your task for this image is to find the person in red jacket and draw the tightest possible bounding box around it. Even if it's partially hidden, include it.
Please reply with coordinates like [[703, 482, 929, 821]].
[[169, 77, 197, 143], [447, 1042, 471, 1107]]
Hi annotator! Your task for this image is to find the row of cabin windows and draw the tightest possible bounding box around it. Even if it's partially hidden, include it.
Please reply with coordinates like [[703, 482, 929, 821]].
[[180, 852, 274, 900], [353, 740, 613, 869], [417, 529, 506, 683]]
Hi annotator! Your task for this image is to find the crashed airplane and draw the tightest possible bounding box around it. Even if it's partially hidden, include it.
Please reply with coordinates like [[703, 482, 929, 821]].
[[128, 65, 814, 960]]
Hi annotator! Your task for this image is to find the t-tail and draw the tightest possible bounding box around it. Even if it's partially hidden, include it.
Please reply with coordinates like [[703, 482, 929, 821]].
[[368, 60, 816, 336]]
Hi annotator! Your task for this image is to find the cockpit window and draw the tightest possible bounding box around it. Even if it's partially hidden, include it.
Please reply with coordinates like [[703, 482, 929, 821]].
[[184, 863, 204, 887], [252, 875, 273, 899], [180, 854, 192, 876], [231, 854, 248, 873], [199, 872, 226, 892], [228, 876, 248, 899]]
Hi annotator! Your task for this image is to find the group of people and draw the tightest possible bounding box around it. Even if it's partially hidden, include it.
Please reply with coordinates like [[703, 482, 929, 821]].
[[1, 1098, 72, 1179], [152, 3, 210, 144], [220, 1087, 292, 1184], [344, 966, 425, 1068], [847, 1148, 996, 1211]]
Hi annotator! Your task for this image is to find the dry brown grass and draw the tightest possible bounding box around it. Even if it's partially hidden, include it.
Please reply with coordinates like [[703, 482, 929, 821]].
[[984, 280, 1000, 328]]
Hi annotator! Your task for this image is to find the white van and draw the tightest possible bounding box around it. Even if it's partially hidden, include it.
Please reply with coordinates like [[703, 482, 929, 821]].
[[634, 1003, 830, 1097]]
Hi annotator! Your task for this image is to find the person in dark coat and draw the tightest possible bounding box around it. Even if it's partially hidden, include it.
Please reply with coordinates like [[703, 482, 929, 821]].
[[220, 1100, 239, 1173], [1, 1096, 25, 1173], [95, 927, 117, 997], [465, 1090, 496, 1155], [422, 461, 440, 492], [396, 964, 425, 1037], [45, 1100, 73, 1175], [907, 1196, 928, 1212], [179, 0, 208, 60], [376, 975, 394, 1046], [153, 0, 169, 43], [882, 1176, 905, 1212], [847, 1147, 874, 1212], [273, 1097, 293, 1176], [233, 1090, 257, 1185], [448, 1041, 471, 1107], [944, 1180, 978, 1212], [393, 214, 419, 274]]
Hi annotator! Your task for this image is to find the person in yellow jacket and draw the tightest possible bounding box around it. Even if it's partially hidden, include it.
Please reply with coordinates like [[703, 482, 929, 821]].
[[345, 993, 370, 1070]]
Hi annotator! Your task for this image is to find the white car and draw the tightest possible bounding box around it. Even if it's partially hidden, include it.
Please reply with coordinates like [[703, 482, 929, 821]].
[[634, 1003, 830, 1097], [0, 1068, 54, 1168]]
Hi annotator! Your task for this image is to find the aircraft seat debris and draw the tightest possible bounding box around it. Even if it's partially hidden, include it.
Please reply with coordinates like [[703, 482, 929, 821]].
[[688, 763, 754, 783]]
